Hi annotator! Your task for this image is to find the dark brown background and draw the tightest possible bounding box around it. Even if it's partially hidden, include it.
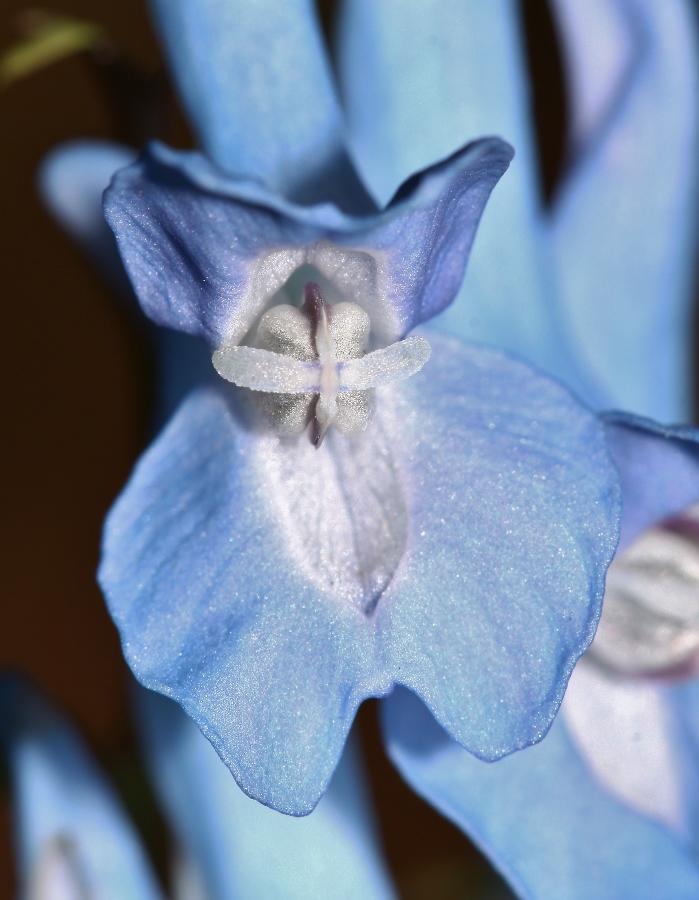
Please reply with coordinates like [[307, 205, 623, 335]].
[[0, 2, 565, 897]]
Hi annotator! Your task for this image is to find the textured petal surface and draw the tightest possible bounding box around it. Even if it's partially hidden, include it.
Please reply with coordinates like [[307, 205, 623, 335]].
[[336, 0, 593, 398], [550, 0, 699, 420], [148, 0, 372, 211], [105, 140, 512, 347], [135, 687, 397, 899], [99, 335, 620, 813], [381, 686, 699, 900], [603, 413, 699, 552], [0, 678, 163, 900]]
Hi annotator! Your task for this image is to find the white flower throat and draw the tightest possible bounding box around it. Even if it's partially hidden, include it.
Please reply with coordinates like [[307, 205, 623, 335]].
[[213, 282, 430, 445]]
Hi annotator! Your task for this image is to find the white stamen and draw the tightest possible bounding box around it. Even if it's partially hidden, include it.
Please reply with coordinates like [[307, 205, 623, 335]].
[[212, 290, 430, 444]]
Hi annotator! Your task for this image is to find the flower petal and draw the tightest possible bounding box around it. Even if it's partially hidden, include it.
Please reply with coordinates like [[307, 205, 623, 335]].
[[603, 413, 699, 552], [99, 336, 620, 813], [104, 139, 512, 347], [0, 677, 163, 900], [148, 0, 372, 211], [134, 687, 397, 899], [37, 139, 213, 429], [551, 0, 641, 152], [562, 659, 689, 834], [550, 0, 699, 421], [335, 0, 593, 398], [378, 335, 620, 757], [380, 686, 699, 900], [38, 139, 136, 293]]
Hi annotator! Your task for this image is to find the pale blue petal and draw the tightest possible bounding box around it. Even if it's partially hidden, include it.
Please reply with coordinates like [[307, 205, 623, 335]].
[[36, 139, 213, 428], [603, 413, 699, 551], [0, 677, 163, 900], [336, 0, 594, 398], [550, 0, 699, 421], [381, 686, 699, 900], [99, 335, 620, 814], [134, 687, 396, 899], [148, 0, 372, 211], [37, 139, 136, 294], [673, 680, 699, 858], [104, 139, 512, 347]]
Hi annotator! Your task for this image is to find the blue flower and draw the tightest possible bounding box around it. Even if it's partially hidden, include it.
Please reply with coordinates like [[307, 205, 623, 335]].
[[92, 0, 622, 817], [33, 0, 699, 890], [98, 141, 620, 816]]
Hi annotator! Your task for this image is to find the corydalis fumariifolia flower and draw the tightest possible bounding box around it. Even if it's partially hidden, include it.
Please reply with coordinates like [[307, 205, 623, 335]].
[[98, 137, 621, 816]]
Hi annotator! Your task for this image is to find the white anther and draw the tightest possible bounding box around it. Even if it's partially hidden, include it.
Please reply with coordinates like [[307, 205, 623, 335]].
[[212, 336, 431, 395], [212, 288, 430, 444]]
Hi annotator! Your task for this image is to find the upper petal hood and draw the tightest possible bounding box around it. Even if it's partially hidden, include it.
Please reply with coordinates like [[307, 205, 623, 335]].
[[103, 139, 513, 348], [603, 412, 699, 552]]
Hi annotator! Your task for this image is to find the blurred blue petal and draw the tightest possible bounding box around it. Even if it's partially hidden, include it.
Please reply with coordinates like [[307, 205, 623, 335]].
[[135, 687, 397, 899], [603, 412, 699, 550], [336, 0, 593, 397], [37, 139, 213, 428], [38, 139, 136, 293], [674, 680, 699, 858], [104, 139, 513, 347], [550, 0, 699, 421], [562, 659, 695, 841], [99, 335, 620, 814], [148, 0, 372, 211], [381, 685, 699, 900], [0, 677, 163, 900]]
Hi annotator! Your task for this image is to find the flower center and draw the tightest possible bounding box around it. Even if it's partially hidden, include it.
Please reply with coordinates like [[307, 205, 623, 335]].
[[212, 282, 430, 446]]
